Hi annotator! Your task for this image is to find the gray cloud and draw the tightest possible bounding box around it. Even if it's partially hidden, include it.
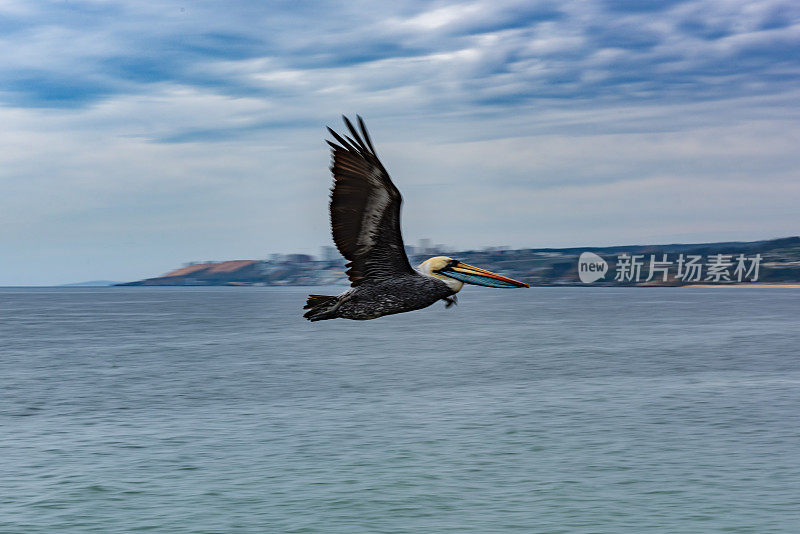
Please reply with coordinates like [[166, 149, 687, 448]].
[[1, 0, 798, 115], [0, 0, 798, 284]]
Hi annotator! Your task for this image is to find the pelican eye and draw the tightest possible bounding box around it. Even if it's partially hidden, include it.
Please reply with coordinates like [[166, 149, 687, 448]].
[[435, 260, 459, 273]]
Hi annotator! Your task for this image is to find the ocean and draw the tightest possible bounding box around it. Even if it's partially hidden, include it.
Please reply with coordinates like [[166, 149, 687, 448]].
[[2, 286, 799, 533]]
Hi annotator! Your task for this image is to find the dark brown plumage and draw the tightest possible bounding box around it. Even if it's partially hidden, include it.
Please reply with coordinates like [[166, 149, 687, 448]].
[[326, 116, 414, 286], [303, 116, 454, 321]]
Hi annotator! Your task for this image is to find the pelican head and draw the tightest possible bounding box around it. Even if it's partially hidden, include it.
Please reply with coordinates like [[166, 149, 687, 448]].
[[419, 256, 529, 292]]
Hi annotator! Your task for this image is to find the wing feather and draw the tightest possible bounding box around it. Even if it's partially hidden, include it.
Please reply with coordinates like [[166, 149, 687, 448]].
[[327, 116, 414, 286]]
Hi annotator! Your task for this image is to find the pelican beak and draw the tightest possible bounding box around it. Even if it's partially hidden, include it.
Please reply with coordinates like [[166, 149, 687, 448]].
[[439, 262, 529, 288]]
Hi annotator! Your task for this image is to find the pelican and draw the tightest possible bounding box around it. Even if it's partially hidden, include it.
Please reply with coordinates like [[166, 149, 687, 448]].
[[303, 116, 528, 321]]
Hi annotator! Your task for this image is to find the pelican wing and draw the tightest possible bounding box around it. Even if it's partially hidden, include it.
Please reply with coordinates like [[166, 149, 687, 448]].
[[327, 116, 414, 287]]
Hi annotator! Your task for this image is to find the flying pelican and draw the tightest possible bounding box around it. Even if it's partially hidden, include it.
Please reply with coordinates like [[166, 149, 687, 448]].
[[303, 116, 528, 321]]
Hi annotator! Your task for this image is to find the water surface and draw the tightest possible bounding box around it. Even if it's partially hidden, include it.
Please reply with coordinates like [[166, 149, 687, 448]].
[[2, 287, 799, 532]]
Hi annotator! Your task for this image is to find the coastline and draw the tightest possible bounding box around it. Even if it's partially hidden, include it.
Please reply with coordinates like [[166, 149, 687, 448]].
[[684, 283, 800, 288]]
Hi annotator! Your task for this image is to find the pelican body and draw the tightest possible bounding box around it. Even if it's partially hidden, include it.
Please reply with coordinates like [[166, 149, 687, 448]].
[[304, 117, 527, 322]]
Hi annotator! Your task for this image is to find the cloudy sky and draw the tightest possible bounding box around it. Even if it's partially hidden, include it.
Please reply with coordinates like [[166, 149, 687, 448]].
[[1, 0, 799, 285]]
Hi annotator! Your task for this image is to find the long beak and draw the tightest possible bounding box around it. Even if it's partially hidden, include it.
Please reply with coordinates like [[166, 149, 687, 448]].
[[441, 262, 529, 288]]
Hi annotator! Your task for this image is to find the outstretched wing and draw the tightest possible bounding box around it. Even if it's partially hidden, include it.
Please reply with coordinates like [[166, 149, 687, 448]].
[[327, 116, 414, 287]]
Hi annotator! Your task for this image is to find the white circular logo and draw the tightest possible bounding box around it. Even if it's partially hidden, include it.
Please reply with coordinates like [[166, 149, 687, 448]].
[[578, 252, 608, 283]]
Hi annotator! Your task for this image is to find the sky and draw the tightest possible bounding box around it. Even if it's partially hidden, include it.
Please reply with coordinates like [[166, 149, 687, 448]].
[[1, 0, 799, 285]]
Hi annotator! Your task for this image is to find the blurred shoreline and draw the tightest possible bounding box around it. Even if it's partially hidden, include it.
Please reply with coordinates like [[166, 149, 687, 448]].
[[115, 236, 800, 287]]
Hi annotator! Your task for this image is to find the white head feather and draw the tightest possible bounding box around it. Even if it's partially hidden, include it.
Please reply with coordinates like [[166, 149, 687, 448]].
[[417, 256, 463, 293]]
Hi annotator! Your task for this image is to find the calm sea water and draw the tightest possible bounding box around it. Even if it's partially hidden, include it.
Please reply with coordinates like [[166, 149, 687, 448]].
[[1, 286, 799, 533]]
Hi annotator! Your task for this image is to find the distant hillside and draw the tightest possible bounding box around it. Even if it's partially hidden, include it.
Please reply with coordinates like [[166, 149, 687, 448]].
[[118, 261, 264, 286], [117, 236, 800, 287]]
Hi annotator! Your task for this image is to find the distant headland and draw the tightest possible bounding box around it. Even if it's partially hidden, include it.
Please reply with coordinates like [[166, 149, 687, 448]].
[[115, 237, 800, 287]]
